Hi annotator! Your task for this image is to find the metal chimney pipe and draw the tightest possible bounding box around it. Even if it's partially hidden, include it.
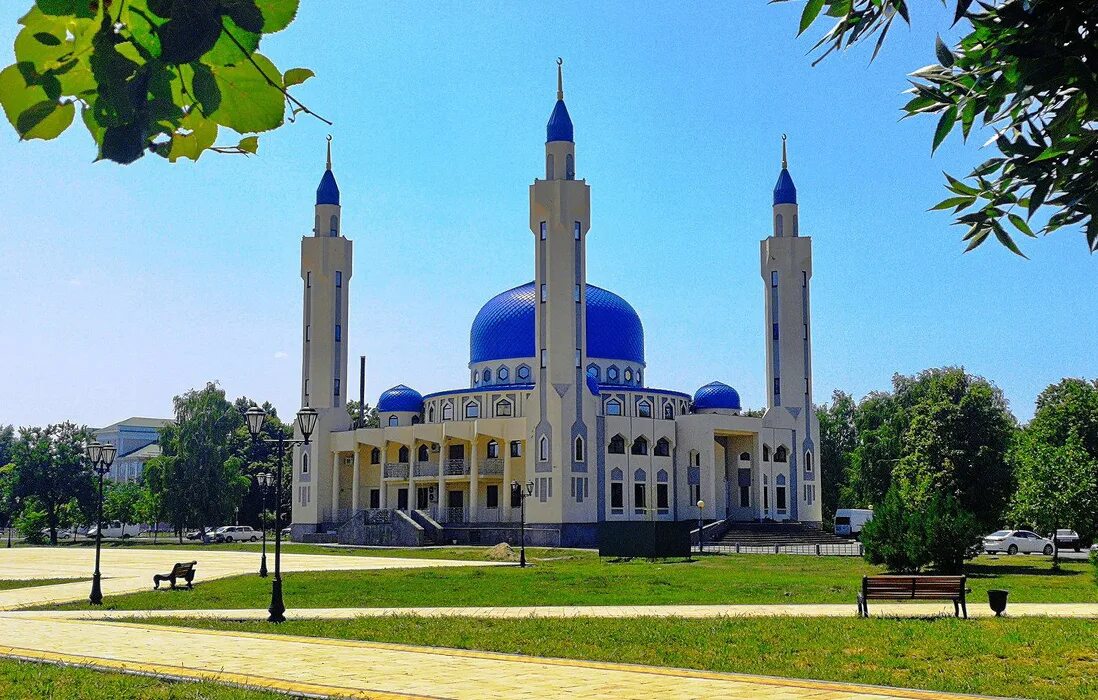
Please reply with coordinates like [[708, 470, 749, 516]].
[[359, 355, 366, 424]]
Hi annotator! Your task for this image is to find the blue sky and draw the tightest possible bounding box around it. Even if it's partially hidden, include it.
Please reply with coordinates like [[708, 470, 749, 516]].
[[0, 2, 1093, 428]]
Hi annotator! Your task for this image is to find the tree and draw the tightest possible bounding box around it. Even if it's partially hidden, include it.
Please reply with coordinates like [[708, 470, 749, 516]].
[[230, 396, 293, 527], [345, 400, 380, 429], [103, 481, 146, 533], [816, 389, 857, 525], [0, 0, 324, 164], [784, 0, 1098, 254], [863, 483, 981, 573], [10, 422, 95, 544]]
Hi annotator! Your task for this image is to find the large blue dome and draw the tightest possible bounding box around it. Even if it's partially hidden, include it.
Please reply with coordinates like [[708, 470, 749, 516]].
[[377, 384, 423, 413], [693, 381, 742, 411], [470, 282, 644, 366]]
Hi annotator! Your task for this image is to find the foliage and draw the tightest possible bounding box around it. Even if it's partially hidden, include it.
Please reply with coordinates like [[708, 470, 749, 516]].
[[0, 424, 13, 468], [860, 485, 922, 572], [229, 396, 292, 527], [14, 500, 48, 544], [862, 484, 981, 573], [345, 400, 380, 429], [783, 0, 1098, 254], [9, 422, 96, 544], [1091, 549, 1097, 586], [103, 480, 146, 529], [0, 0, 323, 164], [816, 390, 857, 525]]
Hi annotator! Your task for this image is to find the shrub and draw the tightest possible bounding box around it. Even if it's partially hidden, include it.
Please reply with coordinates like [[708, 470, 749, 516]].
[[1091, 550, 1098, 586], [15, 505, 48, 545], [863, 484, 981, 573]]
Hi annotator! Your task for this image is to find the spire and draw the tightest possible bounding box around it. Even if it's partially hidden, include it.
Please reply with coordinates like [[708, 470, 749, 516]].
[[326, 134, 332, 171], [556, 57, 564, 101], [546, 58, 574, 143], [316, 135, 340, 206], [773, 134, 797, 206], [781, 133, 788, 170]]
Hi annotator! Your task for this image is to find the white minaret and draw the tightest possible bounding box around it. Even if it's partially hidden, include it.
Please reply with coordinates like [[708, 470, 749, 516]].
[[293, 138, 354, 533], [528, 60, 594, 525]]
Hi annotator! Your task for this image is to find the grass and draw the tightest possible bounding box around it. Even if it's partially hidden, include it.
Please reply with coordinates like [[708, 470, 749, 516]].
[[49, 538, 513, 561], [0, 579, 84, 591], [0, 656, 288, 699], [142, 615, 1098, 700], [39, 552, 1098, 611]]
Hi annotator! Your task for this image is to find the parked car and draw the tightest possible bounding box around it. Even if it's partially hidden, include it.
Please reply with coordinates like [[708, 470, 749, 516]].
[[280, 527, 291, 539], [982, 529, 1055, 556], [86, 521, 142, 539], [1052, 529, 1082, 552], [186, 526, 225, 541], [39, 528, 72, 540], [834, 509, 874, 539], [214, 525, 260, 543]]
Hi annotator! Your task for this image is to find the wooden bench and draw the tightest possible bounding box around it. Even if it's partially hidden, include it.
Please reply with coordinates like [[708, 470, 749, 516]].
[[153, 561, 197, 590], [857, 575, 968, 618]]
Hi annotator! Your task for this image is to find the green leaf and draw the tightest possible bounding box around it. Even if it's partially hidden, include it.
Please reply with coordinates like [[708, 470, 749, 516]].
[[101, 121, 147, 163], [0, 63, 60, 134], [992, 222, 1027, 258], [930, 196, 974, 212], [159, 12, 222, 64], [963, 227, 990, 252], [207, 52, 284, 132], [282, 67, 313, 87], [798, 0, 825, 36], [202, 15, 260, 65], [15, 98, 74, 139], [222, 0, 265, 33], [1008, 213, 1035, 238], [168, 110, 217, 162], [237, 134, 259, 153], [934, 35, 955, 68], [1027, 180, 1051, 219], [256, 0, 299, 33], [932, 105, 957, 153]]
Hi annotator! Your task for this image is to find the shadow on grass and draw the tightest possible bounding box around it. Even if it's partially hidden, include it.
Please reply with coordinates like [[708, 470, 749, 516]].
[[965, 563, 1082, 578]]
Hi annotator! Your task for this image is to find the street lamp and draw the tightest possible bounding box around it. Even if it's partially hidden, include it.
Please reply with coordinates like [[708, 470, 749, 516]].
[[696, 499, 706, 555], [245, 405, 316, 622], [511, 480, 534, 568], [255, 471, 273, 577], [86, 441, 116, 605]]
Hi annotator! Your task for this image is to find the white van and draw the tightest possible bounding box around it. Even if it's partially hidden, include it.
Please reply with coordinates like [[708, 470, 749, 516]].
[[834, 509, 874, 538], [87, 521, 142, 539]]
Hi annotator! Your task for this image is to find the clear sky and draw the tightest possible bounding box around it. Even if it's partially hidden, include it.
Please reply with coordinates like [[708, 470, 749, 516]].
[[0, 2, 1093, 429]]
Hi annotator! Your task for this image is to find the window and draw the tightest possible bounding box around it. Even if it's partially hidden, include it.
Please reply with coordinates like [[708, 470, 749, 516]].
[[540, 284, 547, 302], [631, 436, 648, 455], [740, 451, 751, 461], [654, 437, 670, 457], [575, 349, 581, 367], [428, 405, 435, 422], [574, 284, 580, 302], [301, 452, 309, 474], [538, 435, 549, 461], [608, 434, 625, 454], [574, 221, 581, 240], [335, 270, 342, 288], [776, 486, 787, 512], [775, 213, 783, 236], [411, 415, 420, 425], [334, 378, 340, 396], [774, 378, 781, 397], [498, 366, 509, 382], [473, 370, 480, 385], [587, 364, 600, 381], [607, 366, 619, 381], [605, 399, 622, 416], [610, 482, 624, 511], [804, 323, 809, 340], [663, 403, 673, 420], [398, 446, 409, 463], [805, 451, 814, 473], [740, 485, 750, 507], [693, 452, 701, 467], [540, 221, 547, 240], [541, 349, 547, 367], [305, 324, 311, 342], [637, 371, 642, 385], [369, 488, 380, 509], [483, 368, 492, 383], [388, 415, 399, 427], [517, 365, 530, 380], [657, 483, 669, 511], [370, 447, 380, 465], [417, 444, 429, 462], [546, 153, 554, 179], [803, 271, 807, 287], [487, 440, 499, 459], [763, 444, 770, 461], [771, 270, 778, 287], [487, 484, 499, 509], [774, 446, 788, 463], [495, 400, 512, 417], [624, 368, 633, 383], [566, 153, 574, 179], [772, 322, 779, 340], [510, 440, 522, 457], [637, 400, 652, 418], [306, 271, 311, 288], [804, 484, 815, 505], [690, 483, 701, 505], [442, 402, 454, 421], [574, 436, 585, 462], [634, 483, 647, 513], [335, 324, 342, 342], [465, 402, 480, 419]]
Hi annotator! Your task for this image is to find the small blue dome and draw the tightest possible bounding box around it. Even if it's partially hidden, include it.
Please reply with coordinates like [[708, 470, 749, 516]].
[[693, 381, 742, 411], [469, 282, 644, 365], [317, 169, 340, 206], [377, 384, 423, 413], [773, 168, 797, 206], [546, 99, 574, 143]]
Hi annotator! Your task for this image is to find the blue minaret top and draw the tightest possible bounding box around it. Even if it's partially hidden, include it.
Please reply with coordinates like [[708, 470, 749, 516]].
[[546, 59, 574, 143], [316, 136, 340, 206], [773, 135, 797, 205]]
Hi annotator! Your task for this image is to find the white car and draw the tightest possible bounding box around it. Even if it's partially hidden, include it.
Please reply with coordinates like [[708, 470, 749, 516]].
[[982, 529, 1055, 556], [86, 521, 142, 539], [214, 525, 260, 543]]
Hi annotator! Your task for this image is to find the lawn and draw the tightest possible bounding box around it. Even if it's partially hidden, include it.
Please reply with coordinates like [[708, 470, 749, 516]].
[[52, 538, 513, 561], [0, 656, 287, 700], [0, 579, 84, 591], [141, 615, 1098, 700], [40, 551, 1098, 611]]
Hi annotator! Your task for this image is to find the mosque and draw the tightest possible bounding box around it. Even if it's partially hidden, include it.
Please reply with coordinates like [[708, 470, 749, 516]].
[[290, 64, 822, 547]]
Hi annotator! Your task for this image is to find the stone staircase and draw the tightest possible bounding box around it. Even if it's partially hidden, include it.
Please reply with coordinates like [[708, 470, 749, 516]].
[[706, 521, 861, 556]]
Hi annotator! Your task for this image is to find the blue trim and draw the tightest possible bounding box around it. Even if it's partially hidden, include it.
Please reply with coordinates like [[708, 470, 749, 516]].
[[421, 383, 535, 400], [598, 385, 692, 399]]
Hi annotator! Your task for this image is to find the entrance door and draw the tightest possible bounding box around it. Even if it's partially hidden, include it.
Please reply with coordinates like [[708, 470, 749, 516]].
[[447, 490, 464, 523], [397, 488, 409, 510], [448, 444, 465, 460], [416, 487, 430, 510]]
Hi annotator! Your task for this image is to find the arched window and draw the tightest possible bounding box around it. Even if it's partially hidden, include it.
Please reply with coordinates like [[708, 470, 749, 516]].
[[330, 214, 338, 237], [610, 468, 624, 512], [566, 153, 574, 179], [624, 368, 633, 383], [411, 415, 420, 425], [663, 403, 674, 420], [763, 444, 771, 461], [546, 153, 554, 179], [487, 440, 499, 459], [473, 370, 480, 385], [417, 444, 429, 462], [388, 415, 399, 427], [805, 451, 813, 473], [495, 399, 512, 417], [694, 452, 701, 467], [634, 468, 646, 481], [517, 364, 531, 381], [607, 366, 619, 382], [631, 436, 649, 455], [370, 447, 380, 465], [397, 446, 409, 463], [442, 402, 454, 421], [483, 368, 492, 384], [608, 435, 626, 454], [654, 437, 670, 457], [637, 400, 652, 418], [739, 451, 751, 461], [428, 405, 435, 422], [301, 452, 309, 474], [774, 446, 788, 463], [465, 402, 480, 419], [538, 435, 549, 461], [586, 364, 600, 381], [775, 213, 783, 237], [498, 366, 509, 382], [637, 370, 643, 385], [605, 399, 622, 416], [574, 436, 585, 462]]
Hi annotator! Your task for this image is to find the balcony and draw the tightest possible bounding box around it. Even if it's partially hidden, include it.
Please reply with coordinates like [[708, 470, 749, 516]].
[[444, 459, 470, 476], [413, 461, 438, 477], [480, 457, 504, 476], [383, 462, 409, 479]]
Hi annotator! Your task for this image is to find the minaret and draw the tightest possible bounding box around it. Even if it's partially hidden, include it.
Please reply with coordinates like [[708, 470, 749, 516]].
[[294, 137, 354, 533], [528, 60, 593, 525]]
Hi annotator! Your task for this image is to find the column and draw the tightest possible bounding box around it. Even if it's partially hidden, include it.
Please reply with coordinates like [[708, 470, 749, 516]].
[[351, 447, 361, 514], [379, 442, 388, 510], [436, 436, 445, 522], [469, 436, 479, 522], [330, 451, 341, 523], [502, 441, 513, 521]]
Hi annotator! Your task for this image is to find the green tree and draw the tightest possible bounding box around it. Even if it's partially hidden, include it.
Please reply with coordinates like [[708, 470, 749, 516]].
[[103, 480, 146, 533], [784, 0, 1098, 253], [230, 396, 292, 527], [847, 391, 904, 507], [863, 483, 981, 573], [816, 389, 857, 525], [345, 400, 380, 429], [1, 0, 324, 164], [10, 422, 95, 544]]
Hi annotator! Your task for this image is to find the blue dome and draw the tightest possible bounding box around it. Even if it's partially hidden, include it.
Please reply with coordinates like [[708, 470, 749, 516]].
[[377, 384, 423, 413], [469, 282, 644, 365], [317, 169, 340, 206], [546, 99, 574, 143], [693, 381, 742, 411], [773, 168, 797, 205]]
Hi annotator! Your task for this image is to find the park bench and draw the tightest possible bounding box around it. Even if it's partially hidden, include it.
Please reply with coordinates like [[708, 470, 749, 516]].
[[153, 561, 197, 590], [857, 575, 968, 618]]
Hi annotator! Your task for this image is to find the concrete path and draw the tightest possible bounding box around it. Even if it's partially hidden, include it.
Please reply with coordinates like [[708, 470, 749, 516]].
[[0, 547, 501, 610]]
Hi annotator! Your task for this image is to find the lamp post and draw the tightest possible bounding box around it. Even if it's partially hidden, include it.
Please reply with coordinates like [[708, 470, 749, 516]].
[[6, 496, 18, 549], [511, 480, 533, 568], [86, 441, 117, 605], [696, 499, 706, 555], [245, 405, 317, 623], [255, 472, 273, 577]]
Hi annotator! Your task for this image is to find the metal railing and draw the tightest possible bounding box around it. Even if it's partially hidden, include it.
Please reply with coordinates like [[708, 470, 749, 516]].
[[413, 461, 438, 477], [698, 542, 864, 557], [444, 459, 469, 476], [480, 457, 504, 475], [384, 462, 409, 479]]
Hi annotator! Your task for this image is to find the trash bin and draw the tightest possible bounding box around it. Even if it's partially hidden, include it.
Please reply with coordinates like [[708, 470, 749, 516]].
[[988, 589, 1009, 616]]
